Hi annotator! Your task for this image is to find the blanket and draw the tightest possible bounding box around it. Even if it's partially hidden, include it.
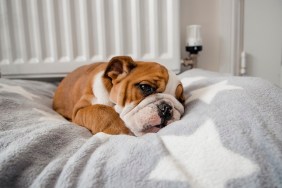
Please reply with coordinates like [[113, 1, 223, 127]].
[[0, 69, 282, 188]]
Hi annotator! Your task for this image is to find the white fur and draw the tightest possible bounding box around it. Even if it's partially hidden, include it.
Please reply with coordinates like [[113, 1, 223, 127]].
[[164, 70, 181, 96], [91, 71, 113, 106], [120, 93, 184, 136], [114, 105, 124, 114]]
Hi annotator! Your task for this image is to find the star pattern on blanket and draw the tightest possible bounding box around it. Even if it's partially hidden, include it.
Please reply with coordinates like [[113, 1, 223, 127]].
[[181, 76, 206, 88], [0, 83, 39, 100], [33, 108, 65, 122], [149, 119, 259, 188], [186, 80, 242, 104]]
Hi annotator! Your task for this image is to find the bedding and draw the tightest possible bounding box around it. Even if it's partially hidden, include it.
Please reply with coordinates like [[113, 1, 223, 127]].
[[0, 69, 282, 188]]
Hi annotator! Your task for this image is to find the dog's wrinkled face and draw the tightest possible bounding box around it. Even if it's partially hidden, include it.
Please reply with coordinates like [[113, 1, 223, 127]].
[[104, 56, 185, 136]]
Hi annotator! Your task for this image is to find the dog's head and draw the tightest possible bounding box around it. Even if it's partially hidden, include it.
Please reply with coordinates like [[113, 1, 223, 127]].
[[104, 56, 185, 136]]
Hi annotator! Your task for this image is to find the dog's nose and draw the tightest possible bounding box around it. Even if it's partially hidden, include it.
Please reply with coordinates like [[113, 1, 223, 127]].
[[158, 102, 172, 121]]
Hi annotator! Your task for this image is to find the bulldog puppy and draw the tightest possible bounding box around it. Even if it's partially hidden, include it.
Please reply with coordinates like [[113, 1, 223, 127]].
[[53, 56, 185, 136]]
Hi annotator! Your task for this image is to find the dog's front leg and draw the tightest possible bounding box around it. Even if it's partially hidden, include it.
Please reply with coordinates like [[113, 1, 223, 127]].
[[72, 96, 130, 135]]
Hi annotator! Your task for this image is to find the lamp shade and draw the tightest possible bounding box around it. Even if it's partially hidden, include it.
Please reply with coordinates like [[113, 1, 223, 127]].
[[186, 25, 202, 47]]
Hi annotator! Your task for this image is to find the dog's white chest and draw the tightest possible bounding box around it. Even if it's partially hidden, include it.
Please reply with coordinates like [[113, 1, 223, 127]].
[[91, 71, 113, 106]]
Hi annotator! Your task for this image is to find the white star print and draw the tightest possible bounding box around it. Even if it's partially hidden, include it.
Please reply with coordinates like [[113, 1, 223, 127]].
[[181, 77, 206, 88], [33, 108, 65, 122], [0, 83, 39, 100], [149, 155, 191, 183], [186, 80, 242, 104], [149, 119, 259, 188]]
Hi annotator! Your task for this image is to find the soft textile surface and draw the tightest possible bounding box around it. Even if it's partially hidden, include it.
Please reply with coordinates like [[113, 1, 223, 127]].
[[0, 69, 282, 188]]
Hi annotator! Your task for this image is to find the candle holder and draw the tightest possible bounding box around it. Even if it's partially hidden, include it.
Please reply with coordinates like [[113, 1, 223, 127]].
[[182, 25, 203, 70]]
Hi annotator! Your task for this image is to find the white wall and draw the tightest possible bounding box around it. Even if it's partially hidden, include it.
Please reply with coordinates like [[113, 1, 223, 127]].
[[180, 0, 221, 72], [180, 0, 282, 87], [244, 0, 282, 86]]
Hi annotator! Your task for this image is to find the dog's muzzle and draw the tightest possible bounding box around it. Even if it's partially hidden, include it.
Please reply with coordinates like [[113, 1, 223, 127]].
[[155, 102, 173, 129], [119, 94, 184, 136]]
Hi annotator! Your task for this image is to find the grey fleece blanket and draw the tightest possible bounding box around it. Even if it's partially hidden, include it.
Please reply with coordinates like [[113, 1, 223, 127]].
[[0, 69, 282, 188]]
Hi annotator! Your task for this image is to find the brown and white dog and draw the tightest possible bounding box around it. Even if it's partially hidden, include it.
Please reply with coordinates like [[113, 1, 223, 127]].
[[53, 56, 185, 136]]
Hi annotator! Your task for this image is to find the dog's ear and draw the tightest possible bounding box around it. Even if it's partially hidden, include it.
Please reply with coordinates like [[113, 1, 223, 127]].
[[104, 56, 137, 83], [176, 83, 185, 105]]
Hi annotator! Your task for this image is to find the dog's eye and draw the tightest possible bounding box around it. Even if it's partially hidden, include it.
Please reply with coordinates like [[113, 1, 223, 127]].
[[138, 84, 156, 96]]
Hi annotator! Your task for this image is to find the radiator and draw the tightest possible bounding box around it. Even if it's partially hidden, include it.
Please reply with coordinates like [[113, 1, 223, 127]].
[[0, 0, 180, 78]]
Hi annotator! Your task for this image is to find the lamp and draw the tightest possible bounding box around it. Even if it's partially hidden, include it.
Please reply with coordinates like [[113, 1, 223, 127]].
[[182, 25, 203, 70]]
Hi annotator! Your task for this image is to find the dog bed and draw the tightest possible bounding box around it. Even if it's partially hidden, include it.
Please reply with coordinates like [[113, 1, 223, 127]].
[[0, 69, 282, 188]]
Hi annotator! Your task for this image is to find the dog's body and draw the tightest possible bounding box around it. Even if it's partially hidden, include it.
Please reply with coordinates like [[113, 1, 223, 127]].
[[53, 56, 184, 136]]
